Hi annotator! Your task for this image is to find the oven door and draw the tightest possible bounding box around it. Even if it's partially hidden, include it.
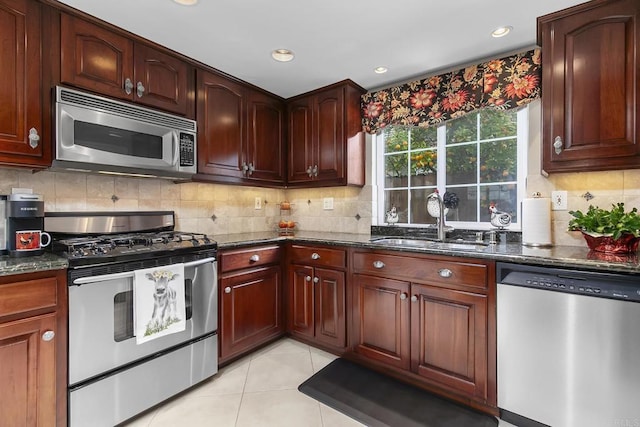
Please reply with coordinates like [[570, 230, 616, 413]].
[[68, 257, 216, 386]]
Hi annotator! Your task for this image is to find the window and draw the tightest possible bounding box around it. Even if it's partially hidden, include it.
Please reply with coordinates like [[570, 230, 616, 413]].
[[375, 107, 527, 229]]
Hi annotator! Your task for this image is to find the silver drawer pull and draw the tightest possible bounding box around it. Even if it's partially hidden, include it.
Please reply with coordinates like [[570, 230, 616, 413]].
[[305, 276, 312, 282], [42, 330, 55, 341], [373, 260, 385, 269], [438, 268, 453, 278], [224, 287, 231, 294], [400, 292, 407, 300], [313, 277, 319, 284], [410, 295, 418, 303], [311, 252, 320, 260], [249, 254, 260, 262]]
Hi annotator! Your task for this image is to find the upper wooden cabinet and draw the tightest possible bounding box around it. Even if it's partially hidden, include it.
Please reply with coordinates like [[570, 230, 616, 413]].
[[195, 68, 285, 186], [60, 14, 192, 117], [538, 0, 640, 173], [0, 0, 51, 168], [287, 80, 365, 187]]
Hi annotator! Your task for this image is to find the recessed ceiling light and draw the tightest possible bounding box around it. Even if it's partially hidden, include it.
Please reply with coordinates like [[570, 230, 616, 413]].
[[271, 49, 295, 62], [173, 0, 198, 5], [374, 66, 388, 74], [491, 26, 513, 38]]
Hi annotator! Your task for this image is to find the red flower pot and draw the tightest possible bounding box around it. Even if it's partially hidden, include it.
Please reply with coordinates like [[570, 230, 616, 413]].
[[581, 232, 640, 254]]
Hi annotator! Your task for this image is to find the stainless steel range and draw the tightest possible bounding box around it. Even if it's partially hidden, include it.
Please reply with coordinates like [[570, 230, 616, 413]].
[[45, 211, 218, 427]]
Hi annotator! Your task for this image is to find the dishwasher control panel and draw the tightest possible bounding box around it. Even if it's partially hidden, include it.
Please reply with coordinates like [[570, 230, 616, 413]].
[[497, 263, 640, 303]]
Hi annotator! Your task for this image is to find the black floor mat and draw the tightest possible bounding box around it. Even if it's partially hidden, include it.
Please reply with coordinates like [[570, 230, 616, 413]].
[[298, 358, 498, 427]]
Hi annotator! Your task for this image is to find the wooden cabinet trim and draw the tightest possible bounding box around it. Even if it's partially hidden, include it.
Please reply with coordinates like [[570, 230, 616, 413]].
[[0, 277, 58, 321]]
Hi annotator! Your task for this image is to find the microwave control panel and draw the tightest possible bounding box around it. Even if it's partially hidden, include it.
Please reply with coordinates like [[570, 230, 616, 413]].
[[179, 133, 195, 167]]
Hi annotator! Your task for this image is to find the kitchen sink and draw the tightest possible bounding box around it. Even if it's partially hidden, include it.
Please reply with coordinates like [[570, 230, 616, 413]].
[[371, 237, 488, 251]]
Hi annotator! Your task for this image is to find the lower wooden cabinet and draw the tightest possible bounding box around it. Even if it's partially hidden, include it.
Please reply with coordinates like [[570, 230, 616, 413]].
[[219, 246, 284, 363], [350, 250, 496, 412], [287, 245, 347, 350], [0, 269, 67, 427]]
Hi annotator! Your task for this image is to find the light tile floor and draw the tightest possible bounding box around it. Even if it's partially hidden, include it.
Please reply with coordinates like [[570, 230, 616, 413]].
[[122, 337, 515, 427]]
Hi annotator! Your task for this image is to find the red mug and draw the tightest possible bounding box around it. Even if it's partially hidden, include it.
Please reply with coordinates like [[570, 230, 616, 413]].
[[15, 230, 51, 251]]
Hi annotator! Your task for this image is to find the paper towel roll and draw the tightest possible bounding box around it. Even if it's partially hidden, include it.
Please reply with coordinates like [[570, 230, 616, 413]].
[[522, 197, 552, 247]]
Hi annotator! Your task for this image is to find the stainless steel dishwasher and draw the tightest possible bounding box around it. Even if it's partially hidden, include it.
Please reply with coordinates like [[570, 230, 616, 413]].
[[496, 262, 640, 427]]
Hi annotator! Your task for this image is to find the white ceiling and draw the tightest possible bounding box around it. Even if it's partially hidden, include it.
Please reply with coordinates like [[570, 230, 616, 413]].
[[57, 0, 587, 99]]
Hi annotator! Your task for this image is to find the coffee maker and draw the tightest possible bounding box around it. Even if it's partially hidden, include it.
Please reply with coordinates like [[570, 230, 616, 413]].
[[3, 193, 50, 257]]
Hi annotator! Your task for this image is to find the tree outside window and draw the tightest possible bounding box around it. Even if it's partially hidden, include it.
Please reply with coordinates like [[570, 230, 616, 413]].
[[379, 107, 524, 228]]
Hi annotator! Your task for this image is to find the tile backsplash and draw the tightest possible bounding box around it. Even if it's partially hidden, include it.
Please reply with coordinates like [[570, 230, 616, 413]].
[[0, 167, 372, 237]]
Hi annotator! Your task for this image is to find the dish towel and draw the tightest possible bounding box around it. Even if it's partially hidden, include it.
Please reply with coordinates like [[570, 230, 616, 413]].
[[133, 263, 186, 345]]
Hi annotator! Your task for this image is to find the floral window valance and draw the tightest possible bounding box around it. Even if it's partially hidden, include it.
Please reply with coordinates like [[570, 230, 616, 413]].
[[361, 49, 541, 134]]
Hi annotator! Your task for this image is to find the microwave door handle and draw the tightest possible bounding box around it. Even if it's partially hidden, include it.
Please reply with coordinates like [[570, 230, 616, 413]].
[[172, 131, 180, 167]]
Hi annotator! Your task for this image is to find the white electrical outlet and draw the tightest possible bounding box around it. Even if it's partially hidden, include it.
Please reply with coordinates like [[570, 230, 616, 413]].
[[551, 191, 568, 211], [323, 197, 334, 210], [254, 197, 262, 210]]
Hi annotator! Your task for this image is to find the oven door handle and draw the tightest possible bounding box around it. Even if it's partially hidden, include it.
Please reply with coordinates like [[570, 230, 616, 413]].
[[72, 257, 216, 285]]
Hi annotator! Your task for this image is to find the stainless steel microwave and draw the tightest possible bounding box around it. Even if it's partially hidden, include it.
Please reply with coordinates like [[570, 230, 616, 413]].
[[54, 86, 197, 180]]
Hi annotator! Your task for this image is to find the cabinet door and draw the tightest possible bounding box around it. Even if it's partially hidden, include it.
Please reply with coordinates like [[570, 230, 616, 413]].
[[352, 274, 410, 370], [314, 87, 345, 182], [313, 268, 345, 348], [410, 284, 488, 400], [246, 90, 285, 184], [287, 98, 314, 184], [288, 265, 315, 339], [0, 313, 57, 427], [220, 266, 282, 361], [134, 43, 191, 116], [197, 70, 245, 178], [540, 0, 640, 172], [61, 14, 134, 101], [0, 0, 47, 166]]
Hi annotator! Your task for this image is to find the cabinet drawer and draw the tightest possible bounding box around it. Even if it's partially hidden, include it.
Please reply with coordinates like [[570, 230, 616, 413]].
[[353, 251, 488, 290], [220, 245, 282, 273], [0, 277, 58, 319], [290, 245, 346, 269]]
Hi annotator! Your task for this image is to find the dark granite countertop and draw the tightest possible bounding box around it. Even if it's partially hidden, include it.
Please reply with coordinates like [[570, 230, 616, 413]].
[[0, 253, 68, 277], [215, 231, 640, 275]]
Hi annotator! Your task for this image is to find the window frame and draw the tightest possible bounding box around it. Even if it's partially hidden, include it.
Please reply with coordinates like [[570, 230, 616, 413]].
[[374, 106, 528, 231]]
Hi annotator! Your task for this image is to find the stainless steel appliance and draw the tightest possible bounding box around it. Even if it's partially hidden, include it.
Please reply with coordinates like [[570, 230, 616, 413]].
[[497, 262, 640, 427], [54, 86, 197, 180], [46, 211, 218, 427]]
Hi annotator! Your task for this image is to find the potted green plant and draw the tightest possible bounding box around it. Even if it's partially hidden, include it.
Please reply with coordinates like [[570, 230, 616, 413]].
[[568, 203, 640, 253]]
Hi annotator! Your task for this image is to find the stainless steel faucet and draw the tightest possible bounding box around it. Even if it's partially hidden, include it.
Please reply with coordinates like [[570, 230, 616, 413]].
[[426, 190, 448, 241]]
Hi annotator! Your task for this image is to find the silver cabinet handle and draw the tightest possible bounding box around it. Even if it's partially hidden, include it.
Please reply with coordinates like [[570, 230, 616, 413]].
[[400, 292, 407, 300], [311, 252, 320, 260], [248, 163, 255, 176], [124, 78, 134, 95], [438, 268, 453, 278], [305, 276, 312, 282], [224, 287, 231, 294], [312, 165, 318, 177], [136, 81, 145, 98], [410, 295, 418, 303], [28, 128, 40, 148], [306, 165, 314, 177], [242, 162, 249, 175], [42, 330, 55, 341], [372, 260, 385, 269], [249, 254, 260, 262], [553, 136, 563, 155], [313, 277, 319, 284]]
